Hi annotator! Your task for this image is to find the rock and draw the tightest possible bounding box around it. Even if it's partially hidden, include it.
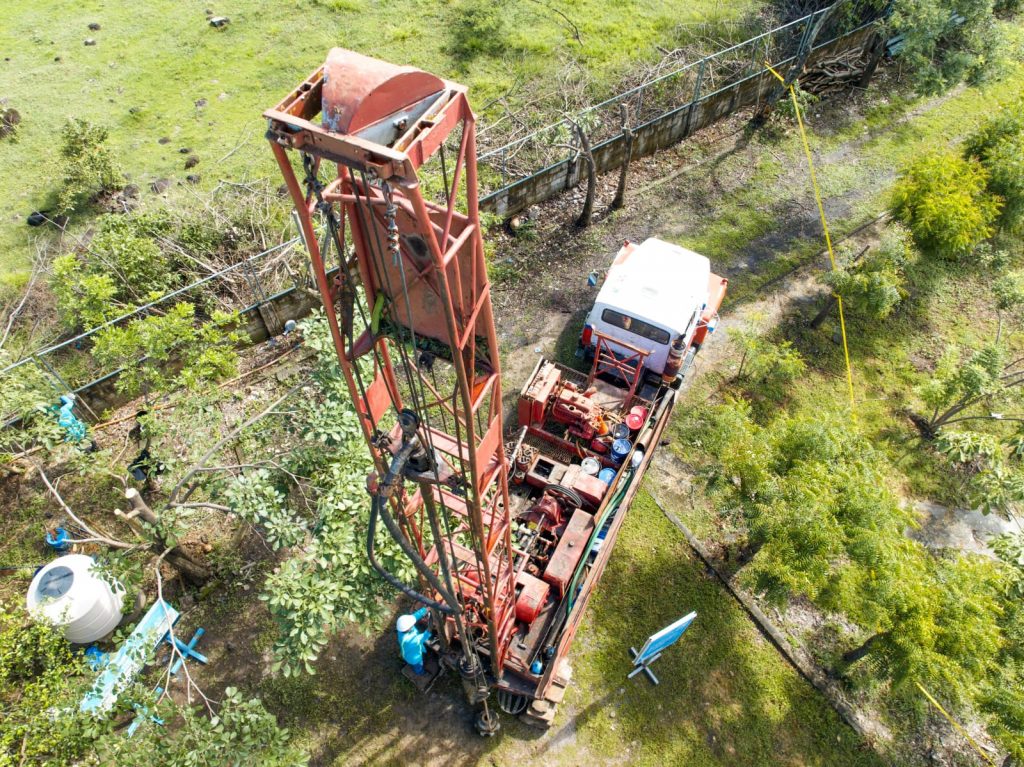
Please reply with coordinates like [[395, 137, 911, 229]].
[[195, 98, 207, 107], [205, 8, 214, 15], [184, 155, 199, 169], [123, 184, 140, 199], [27, 211, 47, 227], [150, 178, 172, 193], [276, 183, 289, 197], [88, 22, 101, 30], [158, 136, 170, 144], [209, 16, 230, 28], [218, 92, 228, 100], [54, 56, 61, 62], [84, 38, 96, 46], [186, 174, 201, 185], [180, 593, 196, 609], [178, 146, 191, 154]]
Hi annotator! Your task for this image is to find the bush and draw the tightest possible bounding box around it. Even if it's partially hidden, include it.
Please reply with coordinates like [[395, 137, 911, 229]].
[[56, 119, 122, 214], [52, 214, 178, 329], [965, 100, 1024, 233], [891, 150, 1002, 259], [889, 0, 1006, 94]]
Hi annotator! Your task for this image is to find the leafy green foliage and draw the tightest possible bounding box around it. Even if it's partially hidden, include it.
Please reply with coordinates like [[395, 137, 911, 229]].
[[679, 401, 1008, 707], [56, 119, 122, 214], [0, 350, 69, 459], [226, 469, 307, 550], [228, 310, 414, 676], [52, 214, 178, 330], [823, 225, 919, 319], [964, 98, 1024, 233], [891, 150, 1002, 259], [730, 320, 807, 396], [915, 343, 1018, 433], [99, 688, 307, 767], [91, 302, 245, 396], [889, 0, 1006, 94], [0, 603, 305, 766]]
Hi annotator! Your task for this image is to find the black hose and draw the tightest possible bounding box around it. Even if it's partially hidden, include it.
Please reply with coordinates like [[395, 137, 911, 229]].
[[367, 494, 457, 614]]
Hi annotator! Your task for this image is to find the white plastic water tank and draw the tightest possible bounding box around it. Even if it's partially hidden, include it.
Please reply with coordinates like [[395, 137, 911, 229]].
[[26, 554, 125, 644]]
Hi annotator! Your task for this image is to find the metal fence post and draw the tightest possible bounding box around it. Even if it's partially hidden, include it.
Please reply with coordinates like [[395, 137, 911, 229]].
[[686, 59, 707, 137]]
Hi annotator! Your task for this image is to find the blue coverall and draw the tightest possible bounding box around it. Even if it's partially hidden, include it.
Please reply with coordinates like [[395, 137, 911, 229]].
[[398, 607, 431, 674]]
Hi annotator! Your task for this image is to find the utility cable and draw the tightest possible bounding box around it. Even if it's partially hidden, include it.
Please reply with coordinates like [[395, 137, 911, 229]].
[[766, 62, 856, 418]]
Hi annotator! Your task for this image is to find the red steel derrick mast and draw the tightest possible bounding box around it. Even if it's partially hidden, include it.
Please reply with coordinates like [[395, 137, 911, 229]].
[[265, 49, 514, 731]]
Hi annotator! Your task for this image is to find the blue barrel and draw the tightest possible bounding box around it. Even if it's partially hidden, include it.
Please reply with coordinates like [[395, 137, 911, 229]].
[[611, 438, 632, 464], [611, 422, 629, 441], [598, 468, 616, 485], [45, 527, 71, 552]]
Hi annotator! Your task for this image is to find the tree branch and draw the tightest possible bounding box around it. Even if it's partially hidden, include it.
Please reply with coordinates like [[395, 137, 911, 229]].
[[169, 378, 309, 506], [32, 461, 134, 550]]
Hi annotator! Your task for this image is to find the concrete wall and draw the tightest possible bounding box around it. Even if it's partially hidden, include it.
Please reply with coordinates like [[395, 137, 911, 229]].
[[481, 25, 877, 218]]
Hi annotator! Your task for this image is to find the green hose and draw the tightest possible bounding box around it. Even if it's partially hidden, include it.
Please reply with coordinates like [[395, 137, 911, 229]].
[[564, 465, 634, 612]]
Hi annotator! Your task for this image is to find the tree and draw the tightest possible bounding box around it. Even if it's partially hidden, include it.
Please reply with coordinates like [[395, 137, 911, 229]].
[[221, 311, 415, 675], [91, 303, 246, 396], [730, 320, 807, 392], [682, 401, 1007, 707], [913, 343, 1024, 436], [817, 225, 919, 324], [56, 119, 122, 214], [891, 150, 1002, 259]]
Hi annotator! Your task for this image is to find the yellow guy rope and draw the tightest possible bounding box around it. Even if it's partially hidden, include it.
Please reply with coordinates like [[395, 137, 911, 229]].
[[765, 63, 856, 416], [915, 682, 997, 766]]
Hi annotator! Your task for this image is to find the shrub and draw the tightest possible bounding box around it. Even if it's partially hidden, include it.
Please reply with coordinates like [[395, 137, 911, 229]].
[[823, 224, 919, 319], [56, 119, 121, 214], [891, 150, 1002, 259], [965, 100, 1024, 233], [889, 0, 1006, 94]]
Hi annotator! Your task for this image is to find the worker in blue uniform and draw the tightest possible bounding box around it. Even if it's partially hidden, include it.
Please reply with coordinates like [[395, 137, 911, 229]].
[[396, 607, 431, 675]]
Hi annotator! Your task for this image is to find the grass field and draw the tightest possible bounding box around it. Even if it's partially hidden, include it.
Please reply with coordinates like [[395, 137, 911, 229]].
[[0, 0, 763, 277]]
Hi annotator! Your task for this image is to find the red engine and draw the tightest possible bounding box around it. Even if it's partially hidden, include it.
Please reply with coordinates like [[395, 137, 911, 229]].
[[550, 381, 606, 441]]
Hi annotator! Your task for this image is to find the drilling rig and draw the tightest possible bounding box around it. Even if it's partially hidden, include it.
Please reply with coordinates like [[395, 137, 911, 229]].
[[265, 49, 726, 735]]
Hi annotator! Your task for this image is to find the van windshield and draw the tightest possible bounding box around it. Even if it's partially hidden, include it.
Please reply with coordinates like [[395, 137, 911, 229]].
[[600, 308, 670, 345]]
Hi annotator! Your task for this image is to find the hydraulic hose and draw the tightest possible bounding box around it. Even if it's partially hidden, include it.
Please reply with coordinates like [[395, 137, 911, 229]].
[[367, 494, 457, 614], [364, 427, 461, 614]]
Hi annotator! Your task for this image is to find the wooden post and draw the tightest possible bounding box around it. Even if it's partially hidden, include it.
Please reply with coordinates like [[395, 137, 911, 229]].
[[612, 104, 634, 211], [575, 122, 596, 228], [858, 33, 885, 89], [124, 488, 211, 584]]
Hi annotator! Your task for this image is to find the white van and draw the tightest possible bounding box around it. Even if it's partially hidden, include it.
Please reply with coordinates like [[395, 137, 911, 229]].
[[580, 238, 727, 380]]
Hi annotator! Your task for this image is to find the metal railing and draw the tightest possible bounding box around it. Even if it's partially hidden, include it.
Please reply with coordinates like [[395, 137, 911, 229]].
[[476, 0, 884, 205]]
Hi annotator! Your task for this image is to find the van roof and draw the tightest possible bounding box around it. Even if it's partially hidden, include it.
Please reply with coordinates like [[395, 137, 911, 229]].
[[595, 238, 711, 334]]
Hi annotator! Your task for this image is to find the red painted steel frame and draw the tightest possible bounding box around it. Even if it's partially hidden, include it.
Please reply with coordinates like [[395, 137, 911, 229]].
[[265, 53, 516, 678]]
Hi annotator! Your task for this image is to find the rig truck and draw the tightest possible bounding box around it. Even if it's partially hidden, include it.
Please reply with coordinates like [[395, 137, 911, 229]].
[[265, 48, 726, 735]]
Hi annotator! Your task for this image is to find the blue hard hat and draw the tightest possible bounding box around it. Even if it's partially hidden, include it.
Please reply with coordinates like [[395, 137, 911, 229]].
[[396, 614, 416, 633]]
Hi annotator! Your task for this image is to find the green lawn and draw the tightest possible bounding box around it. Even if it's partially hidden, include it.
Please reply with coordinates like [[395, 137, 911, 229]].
[[556, 491, 883, 767], [0, 0, 762, 277]]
